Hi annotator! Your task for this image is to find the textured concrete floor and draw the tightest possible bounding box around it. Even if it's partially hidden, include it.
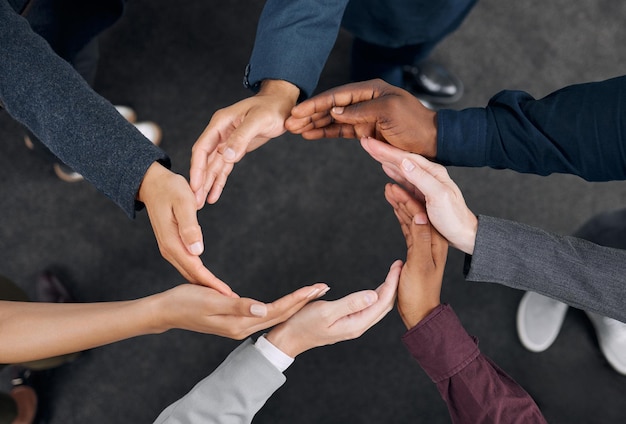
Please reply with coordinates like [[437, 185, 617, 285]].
[[1, 0, 626, 422]]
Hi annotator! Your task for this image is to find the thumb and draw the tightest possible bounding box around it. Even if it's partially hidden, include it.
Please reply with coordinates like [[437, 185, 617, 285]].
[[331, 97, 388, 126], [173, 195, 204, 255], [221, 119, 262, 163], [212, 295, 269, 318]]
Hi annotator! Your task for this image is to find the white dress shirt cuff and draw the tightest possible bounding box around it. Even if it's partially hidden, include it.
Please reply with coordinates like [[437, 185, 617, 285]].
[[254, 334, 294, 373]]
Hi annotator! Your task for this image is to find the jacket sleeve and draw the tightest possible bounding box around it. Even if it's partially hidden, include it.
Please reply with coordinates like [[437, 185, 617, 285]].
[[0, 1, 169, 218], [465, 215, 626, 323], [153, 339, 286, 424], [436, 75, 626, 181], [245, 0, 349, 99], [402, 304, 547, 424]]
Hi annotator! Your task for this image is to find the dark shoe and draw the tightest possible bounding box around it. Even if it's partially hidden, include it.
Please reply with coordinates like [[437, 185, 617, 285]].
[[36, 268, 73, 303], [403, 60, 464, 105], [9, 367, 37, 424]]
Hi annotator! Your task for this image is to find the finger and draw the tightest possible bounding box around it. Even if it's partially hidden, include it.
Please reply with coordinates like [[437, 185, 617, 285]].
[[326, 289, 379, 323], [331, 261, 401, 332], [206, 161, 234, 204], [406, 214, 436, 271], [360, 136, 408, 165], [181, 256, 237, 297], [190, 120, 229, 194], [220, 116, 268, 163], [204, 292, 269, 318], [329, 97, 390, 127], [286, 111, 334, 134], [172, 193, 204, 256], [242, 283, 331, 334], [399, 155, 456, 200], [300, 124, 355, 140], [290, 80, 387, 118]]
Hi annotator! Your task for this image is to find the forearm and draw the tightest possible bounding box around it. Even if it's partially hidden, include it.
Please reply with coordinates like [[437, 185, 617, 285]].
[[0, 4, 169, 217], [466, 215, 626, 322], [437, 75, 626, 181], [403, 305, 546, 424], [154, 339, 285, 424], [0, 297, 159, 363], [246, 0, 349, 99]]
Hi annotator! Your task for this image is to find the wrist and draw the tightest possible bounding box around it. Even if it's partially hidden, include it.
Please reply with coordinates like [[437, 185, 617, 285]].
[[258, 79, 300, 105], [144, 292, 172, 334], [136, 162, 170, 203], [266, 323, 307, 358], [400, 302, 440, 329], [455, 214, 478, 255]]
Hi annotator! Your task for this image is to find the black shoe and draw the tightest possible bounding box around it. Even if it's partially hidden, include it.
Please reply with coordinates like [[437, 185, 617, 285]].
[[402, 60, 463, 105]]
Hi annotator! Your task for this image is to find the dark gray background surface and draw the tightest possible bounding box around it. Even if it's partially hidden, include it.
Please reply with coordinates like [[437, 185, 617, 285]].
[[1, 1, 626, 422]]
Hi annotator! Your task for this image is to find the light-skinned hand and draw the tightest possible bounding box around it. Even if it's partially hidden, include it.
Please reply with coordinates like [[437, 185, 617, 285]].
[[385, 183, 449, 329], [190, 80, 300, 206], [152, 282, 330, 340], [285, 79, 438, 158], [137, 162, 236, 297], [266, 260, 401, 357], [361, 137, 478, 254]]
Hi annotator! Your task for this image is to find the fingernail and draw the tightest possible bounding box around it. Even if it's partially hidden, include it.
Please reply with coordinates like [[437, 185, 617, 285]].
[[189, 241, 204, 255], [364, 294, 374, 305], [413, 213, 428, 225], [250, 304, 267, 317], [223, 147, 236, 161], [332, 106, 344, 114], [307, 288, 321, 298], [402, 158, 415, 172], [316, 286, 331, 298]]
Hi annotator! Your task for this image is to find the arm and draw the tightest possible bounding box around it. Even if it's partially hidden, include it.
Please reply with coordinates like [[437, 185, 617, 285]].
[[466, 215, 626, 323], [0, 1, 166, 217], [189, 0, 349, 206], [0, 282, 328, 364], [403, 305, 547, 424], [0, 4, 229, 290], [287, 76, 626, 182], [367, 137, 626, 323], [437, 76, 626, 181], [386, 185, 546, 424], [154, 261, 400, 424]]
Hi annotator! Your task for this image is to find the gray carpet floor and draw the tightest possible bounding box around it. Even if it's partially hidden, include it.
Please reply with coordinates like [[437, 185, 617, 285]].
[[1, 0, 626, 422]]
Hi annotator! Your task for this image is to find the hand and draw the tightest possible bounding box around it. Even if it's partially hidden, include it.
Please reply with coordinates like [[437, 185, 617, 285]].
[[285, 79, 437, 158], [153, 282, 330, 340], [190, 80, 300, 206], [361, 137, 478, 254], [137, 162, 235, 296], [266, 260, 401, 357], [385, 184, 448, 328]]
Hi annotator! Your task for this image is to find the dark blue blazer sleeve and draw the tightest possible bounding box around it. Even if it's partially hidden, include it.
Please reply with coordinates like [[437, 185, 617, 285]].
[[437, 75, 626, 181], [246, 0, 349, 99]]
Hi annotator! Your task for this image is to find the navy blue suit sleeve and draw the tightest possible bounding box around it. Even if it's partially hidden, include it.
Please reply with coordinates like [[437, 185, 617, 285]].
[[437, 76, 626, 181], [246, 0, 349, 99], [0, 1, 169, 218]]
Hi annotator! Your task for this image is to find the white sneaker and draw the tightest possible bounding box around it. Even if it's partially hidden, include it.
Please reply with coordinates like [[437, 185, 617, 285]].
[[114, 105, 137, 123], [586, 311, 626, 375], [517, 291, 569, 352], [134, 121, 162, 146]]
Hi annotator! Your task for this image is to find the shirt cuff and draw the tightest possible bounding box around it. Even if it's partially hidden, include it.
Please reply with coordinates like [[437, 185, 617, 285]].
[[254, 335, 294, 373]]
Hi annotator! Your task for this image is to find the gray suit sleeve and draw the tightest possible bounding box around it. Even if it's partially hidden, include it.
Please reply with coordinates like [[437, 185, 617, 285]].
[[465, 215, 626, 322], [153, 339, 286, 424]]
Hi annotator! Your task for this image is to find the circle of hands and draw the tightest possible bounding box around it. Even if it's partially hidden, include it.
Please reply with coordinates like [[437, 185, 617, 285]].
[[145, 79, 479, 355]]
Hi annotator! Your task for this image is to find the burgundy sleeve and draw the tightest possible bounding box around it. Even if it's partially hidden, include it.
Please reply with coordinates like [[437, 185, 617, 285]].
[[402, 304, 547, 424]]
